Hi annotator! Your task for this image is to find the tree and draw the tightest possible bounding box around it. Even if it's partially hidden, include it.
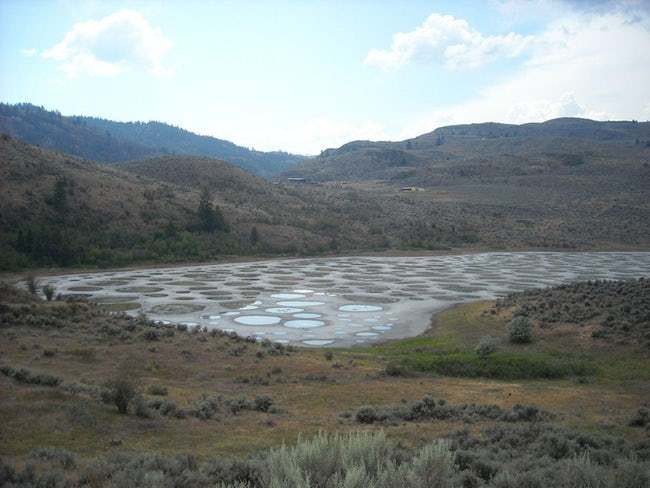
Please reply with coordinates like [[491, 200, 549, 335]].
[[250, 226, 259, 246], [102, 363, 140, 414], [47, 177, 68, 212], [197, 188, 228, 233]]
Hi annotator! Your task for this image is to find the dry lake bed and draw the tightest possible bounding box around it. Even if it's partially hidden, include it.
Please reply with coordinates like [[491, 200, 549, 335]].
[[38, 252, 650, 347]]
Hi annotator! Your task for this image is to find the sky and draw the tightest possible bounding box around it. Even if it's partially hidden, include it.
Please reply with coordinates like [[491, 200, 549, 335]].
[[1, 0, 650, 154]]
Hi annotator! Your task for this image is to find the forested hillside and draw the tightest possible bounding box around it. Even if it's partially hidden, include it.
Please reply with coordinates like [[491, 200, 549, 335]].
[[0, 104, 301, 177]]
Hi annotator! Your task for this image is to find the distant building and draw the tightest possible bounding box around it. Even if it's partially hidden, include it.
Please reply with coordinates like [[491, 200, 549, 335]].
[[400, 186, 418, 192], [287, 177, 306, 183]]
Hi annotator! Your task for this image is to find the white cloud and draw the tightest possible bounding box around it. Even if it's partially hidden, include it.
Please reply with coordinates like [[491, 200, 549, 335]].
[[400, 11, 650, 136], [365, 13, 533, 70], [20, 48, 37, 57], [42, 9, 172, 77], [187, 109, 388, 155]]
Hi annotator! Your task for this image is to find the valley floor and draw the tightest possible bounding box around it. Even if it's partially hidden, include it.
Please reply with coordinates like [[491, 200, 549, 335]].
[[1, 284, 648, 484]]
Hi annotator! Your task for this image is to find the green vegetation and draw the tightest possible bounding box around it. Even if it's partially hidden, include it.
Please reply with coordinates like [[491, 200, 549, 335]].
[[398, 351, 595, 379], [0, 103, 302, 177], [2, 429, 648, 487], [508, 316, 532, 344], [346, 395, 548, 425], [197, 188, 229, 233], [497, 278, 650, 347]]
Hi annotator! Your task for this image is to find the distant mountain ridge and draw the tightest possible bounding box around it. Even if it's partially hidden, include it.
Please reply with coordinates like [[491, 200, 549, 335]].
[[287, 117, 650, 182], [0, 103, 302, 177]]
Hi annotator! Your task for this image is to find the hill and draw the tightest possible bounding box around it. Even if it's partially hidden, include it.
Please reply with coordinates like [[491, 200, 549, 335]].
[[2, 119, 650, 272], [282, 118, 650, 251], [0, 103, 302, 177], [286, 117, 650, 183], [496, 278, 650, 346], [0, 135, 391, 270]]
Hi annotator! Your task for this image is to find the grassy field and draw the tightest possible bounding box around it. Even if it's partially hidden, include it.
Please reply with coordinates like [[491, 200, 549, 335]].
[[2, 285, 648, 477]]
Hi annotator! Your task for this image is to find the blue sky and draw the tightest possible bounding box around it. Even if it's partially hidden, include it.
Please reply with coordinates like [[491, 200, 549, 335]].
[[1, 0, 649, 154]]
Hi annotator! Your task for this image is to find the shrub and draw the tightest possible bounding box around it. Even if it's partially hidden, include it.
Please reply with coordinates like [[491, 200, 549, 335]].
[[0, 366, 62, 386], [385, 362, 409, 377], [148, 399, 179, 417], [133, 397, 154, 419], [398, 352, 595, 380], [42, 285, 56, 301], [103, 372, 138, 414], [142, 329, 160, 341], [324, 351, 334, 361], [262, 432, 457, 488], [355, 406, 378, 424], [475, 336, 498, 358], [147, 384, 168, 396], [28, 447, 76, 469], [629, 408, 649, 427], [193, 397, 220, 420], [349, 396, 548, 425], [508, 316, 532, 344], [253, 395, 274, 413]]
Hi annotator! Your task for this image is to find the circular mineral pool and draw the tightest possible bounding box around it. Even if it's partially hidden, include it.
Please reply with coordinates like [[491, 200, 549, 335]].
[[284, 319, 325, 329], [339, 304, 383, 312], [271, 293, 306, 299], [276, 301, 325, 307], [293, 313, 322, 319], [302, 339, 335, 346], [265, 307, 304, 314], [234, 316, 282, 326], [372, 325, 393, 331]]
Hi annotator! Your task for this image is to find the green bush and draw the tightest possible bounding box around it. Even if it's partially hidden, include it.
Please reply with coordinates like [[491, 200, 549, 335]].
[[102, 374, 138, 415], [398, 352, 595, 379], [0, 366, 62, 386], [355, 406, 378, 424], [350, 396, 547, 425], [475, 335, 498, 358], [508, 316, 532, 344], [42, 285, 56, 301]]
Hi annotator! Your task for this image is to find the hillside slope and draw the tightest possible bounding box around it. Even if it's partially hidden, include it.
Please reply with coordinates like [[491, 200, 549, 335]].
[[82, 117, 301, 177], [0, 103, 301, 177], [286, 118, 650, 183], [0, 136, 385, 270]]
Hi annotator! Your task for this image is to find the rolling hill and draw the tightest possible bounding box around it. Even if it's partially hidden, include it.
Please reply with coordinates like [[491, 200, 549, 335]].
[[0, 135, 393, 270], [0, 103, 302, 177], [2, 115, 650, 272], [286, 118, 650, 183]]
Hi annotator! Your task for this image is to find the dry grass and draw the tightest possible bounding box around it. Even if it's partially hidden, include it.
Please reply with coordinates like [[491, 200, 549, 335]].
[[2, 298, 649, 471]]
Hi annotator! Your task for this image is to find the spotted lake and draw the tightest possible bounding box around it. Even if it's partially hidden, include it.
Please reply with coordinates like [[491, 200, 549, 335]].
[[40, 252, 650, 347]]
